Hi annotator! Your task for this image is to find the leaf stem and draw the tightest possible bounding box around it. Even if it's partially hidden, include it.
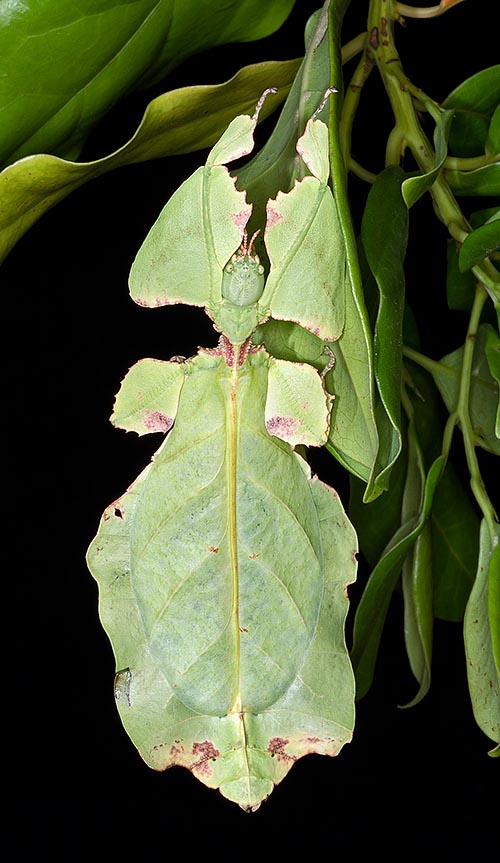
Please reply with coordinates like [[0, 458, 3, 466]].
[[366, 0, 499, 307], [403, 282, 498, 538], [395, 0, 465, 18], [444, 153, 500, 172], [341, 32, 368, 65], [339, 43, 375, 171]]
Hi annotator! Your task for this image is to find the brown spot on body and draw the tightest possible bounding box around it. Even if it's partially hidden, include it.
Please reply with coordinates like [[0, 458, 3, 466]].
[[369, 26, 379, 49], [208, 546, 219, 554], [191, 740, 219, 776], [143, 410, 174, 434], [248, 553, 259, 559], [267, 737, 294, 763]]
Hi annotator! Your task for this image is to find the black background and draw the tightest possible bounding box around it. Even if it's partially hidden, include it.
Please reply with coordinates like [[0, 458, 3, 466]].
[[6, 1, 497, 855]]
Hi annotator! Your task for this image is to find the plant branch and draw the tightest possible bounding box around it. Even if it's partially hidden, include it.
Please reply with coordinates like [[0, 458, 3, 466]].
[[366, 0, 500, 307], [395, 0, 465, 18], [339, 42, 375, 171]]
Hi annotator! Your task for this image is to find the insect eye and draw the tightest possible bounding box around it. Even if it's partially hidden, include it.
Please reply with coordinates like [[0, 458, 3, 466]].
[[258, 264, 264, 275], [225, 263, 234, 273]]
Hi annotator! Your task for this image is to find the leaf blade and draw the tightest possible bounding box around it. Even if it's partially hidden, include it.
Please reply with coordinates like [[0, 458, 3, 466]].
[[464, 520, 500, 755]]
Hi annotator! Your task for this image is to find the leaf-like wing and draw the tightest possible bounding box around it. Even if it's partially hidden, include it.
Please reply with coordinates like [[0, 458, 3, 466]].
[[128, 106, 275, 309], [263, 116, 345, 341], [87, 346, 357, 808], [111, 357, 185, 435]]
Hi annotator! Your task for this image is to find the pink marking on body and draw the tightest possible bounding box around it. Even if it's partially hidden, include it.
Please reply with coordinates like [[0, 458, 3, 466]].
[[266, 415, 298, 438], [143, 410, 174, 433], [232, 209, 251, 231], [265, 204, 283, 229]]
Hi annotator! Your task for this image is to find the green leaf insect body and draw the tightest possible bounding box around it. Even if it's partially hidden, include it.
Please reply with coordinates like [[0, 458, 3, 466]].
[[87, 93, 357, 810]]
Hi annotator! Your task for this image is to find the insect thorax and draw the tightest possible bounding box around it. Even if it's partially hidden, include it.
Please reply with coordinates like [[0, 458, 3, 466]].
[[212, 301, 264, 345]]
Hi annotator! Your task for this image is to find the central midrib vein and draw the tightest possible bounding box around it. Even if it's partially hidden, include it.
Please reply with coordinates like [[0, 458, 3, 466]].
[[227, 354, 241, 712]]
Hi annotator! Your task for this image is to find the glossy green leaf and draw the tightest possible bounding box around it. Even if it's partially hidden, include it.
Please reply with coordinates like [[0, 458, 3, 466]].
[[402, 522, 433, 707], [405, 362, 479, 621], [361, 166, 406, 495], [484, 324, 500, 438], [464, 520, 500, 756], [443, 66, 500, 157], [445, 163, 500, 197], [446, 239, 476, 311], [348, 451, 406, 569], [459, 209, 500, 272], [486, 104, 500, 157], [0, 0, 296, 167], [399, 399, 432, 707], [0, 60, 298, 263], [88, 349, 357, 809], [402, 106, 453, 208], [351, 455, 446, 700], [430, 324, 500, 455], [430, 462, 479, 621]]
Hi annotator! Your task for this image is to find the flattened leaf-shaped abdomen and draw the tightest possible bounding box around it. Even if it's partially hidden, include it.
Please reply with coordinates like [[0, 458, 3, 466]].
[[129, 351, 323, 716], [236, 423, 323, 712]]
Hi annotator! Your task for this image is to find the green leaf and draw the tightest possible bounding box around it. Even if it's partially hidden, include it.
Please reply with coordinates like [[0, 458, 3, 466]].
[[486, 104, 500, 157], [348, 452, 406, 569], [443, 66, 500, 157], [402, 105, 453, 208], [361, 166, 406, 495], [0, 61, 298, 263], [430, 462, 479, 621], [405, 362, 479, 621], [0, 0, 296, 167], [443, 65, 500, 117], [87, 348, 357, 809], [398, 402, 433, 708], [445, 163, 500, 197], [459, 209, 500, 272], [402, 522, 433, 707], [446, 239, 476, 311], [430, 324, 500, 455], [484, 324, 500, 438], [351, 455, 446, 700], [464, 520, 500, 756]]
